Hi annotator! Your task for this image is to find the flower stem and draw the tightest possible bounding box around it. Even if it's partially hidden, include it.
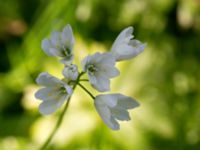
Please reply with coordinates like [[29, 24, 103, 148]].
[[79, 79, 89, 82], [40, 96, 71, 150], [77, 83, 95, 99], [40, 72, 84, 150]]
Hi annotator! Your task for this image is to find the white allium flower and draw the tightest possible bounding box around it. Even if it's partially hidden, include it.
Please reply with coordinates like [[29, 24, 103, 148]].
[[94, 94, 139, 130], [41, 24, 75, 65], [82, 52, 119, 92], [111, 27, 146, 61], [62, 64, 79, 81], [35, 72, 73, 115]]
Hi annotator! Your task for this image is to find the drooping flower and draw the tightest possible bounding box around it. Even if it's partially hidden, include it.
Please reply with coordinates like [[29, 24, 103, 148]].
[[41, 24, 75, 65], [62, 64, 79, 81], [82, 52, 119, 92], [94, 94, 139, 130], [35, 72, 73, 115], [111, 27, 146, 61]]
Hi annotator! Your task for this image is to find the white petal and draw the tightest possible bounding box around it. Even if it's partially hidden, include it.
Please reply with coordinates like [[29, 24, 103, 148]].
[[129, 39, 146, 54], [39, 94, 68, 115], [95, 96, 120, 130], [81, 55, 92, 72], [95, 94, 117, 108], [94, 93, 139, 130], [91, 53, 115, 68], [56, 94, 69, 108], [35, 87, 70, 102], [96, 76, 110, 92], [83, 53, 106, 67], [35, 87, 55, 101], [49, 48, 64, 57], [111, 27, 133, 51], [111, 107, 130, 121], [94, 52, 112, 64], [61, 24, 75, 48], [60, 55, 74, 65], [41, 39, 53, 56], [98, 65, 119, 78], [95, 53, 119, 78], [88, 75, 97, 85], [112, 41, 145, 61], [117, 94, 140, 109], [62, 64, 78, 80], [83, 52, 118, 92], [94, 101, 119, 130], [91, 75, 110, 92], [86, 53, 102, 65], [50, 31, 61, 47], [36, 72, 62, 86], [64, 84, 73, 95], [111, 26, 146, 61], [39, 100, 59, 115], [112, 44, 133, 60], [109, 116, 120, 130]]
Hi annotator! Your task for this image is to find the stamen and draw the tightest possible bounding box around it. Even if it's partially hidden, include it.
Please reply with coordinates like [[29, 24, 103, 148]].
[[87, 64, 98, 75], [60, 86, 67, 94]]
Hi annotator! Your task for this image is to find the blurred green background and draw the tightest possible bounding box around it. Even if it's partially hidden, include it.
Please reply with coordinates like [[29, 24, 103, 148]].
[[0, 0, 200, 149]]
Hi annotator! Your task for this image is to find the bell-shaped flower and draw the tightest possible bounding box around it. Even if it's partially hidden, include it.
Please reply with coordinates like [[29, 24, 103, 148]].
[[35, 72, 73, 115], [94, 94, 139, 130], [41, 24, 75, 65], [62, 64, 79, 81], [111, 27, 146, 61], [82, 52, 119, 92]]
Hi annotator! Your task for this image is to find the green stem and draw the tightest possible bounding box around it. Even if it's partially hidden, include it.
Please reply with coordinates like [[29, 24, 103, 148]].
[[77, 83, 95, 99], [79, 79, 89, 82], [40, 95, 71, 150], [40, 72, 84, 150]]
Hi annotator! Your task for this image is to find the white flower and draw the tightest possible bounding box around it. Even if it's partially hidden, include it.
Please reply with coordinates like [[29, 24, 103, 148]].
[[94, 94, 139, 130], [111, 27, 146, 61], [35, 72, 73, 115], [41, 24, 75, 65], [82, 52, 119, 92], [62, 64, 78, 81]]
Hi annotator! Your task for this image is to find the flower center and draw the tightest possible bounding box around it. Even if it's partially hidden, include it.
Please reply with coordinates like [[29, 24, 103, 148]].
[[60, 86, 67, 94], [61, 46, 72, 59], [87, 64, 98, 75], [68, 65, 76, 72]]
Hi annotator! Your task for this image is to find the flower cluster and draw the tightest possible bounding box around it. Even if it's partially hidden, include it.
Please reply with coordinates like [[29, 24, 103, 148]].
[[35, 24, 146, 130]]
